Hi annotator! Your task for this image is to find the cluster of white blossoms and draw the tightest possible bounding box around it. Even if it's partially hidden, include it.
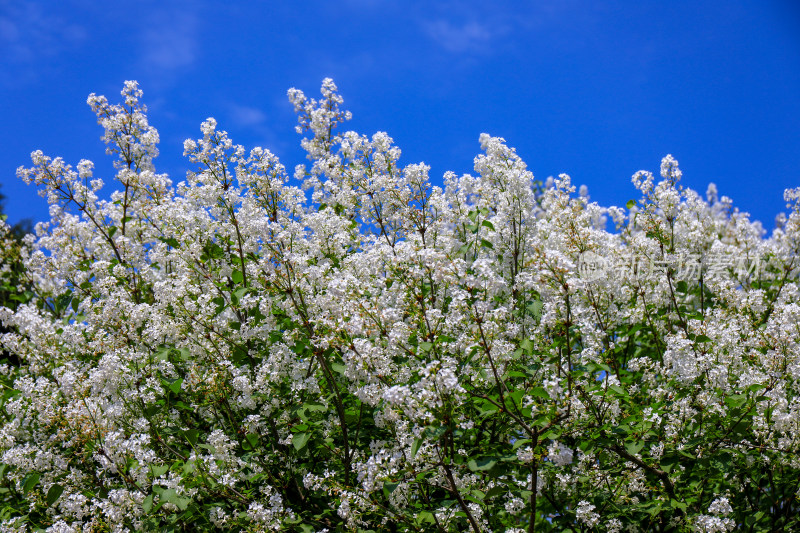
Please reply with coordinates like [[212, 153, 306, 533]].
[[0, 80, 798, 532], [693, 497, 735, 532]]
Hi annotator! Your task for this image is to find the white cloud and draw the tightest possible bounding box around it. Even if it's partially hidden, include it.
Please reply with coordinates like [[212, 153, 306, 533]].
[[228, 103, 267, 129], [0, 3, 85, 65], [139, 6, 198, 72], [422, 19, 495, 53], [223, 101, 289, 155]]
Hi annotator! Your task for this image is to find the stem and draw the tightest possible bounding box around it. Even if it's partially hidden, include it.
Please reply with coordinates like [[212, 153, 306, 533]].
[[528, 437, 539, 533], [608, 443, 677, 501], [440, 455, 481, 533]]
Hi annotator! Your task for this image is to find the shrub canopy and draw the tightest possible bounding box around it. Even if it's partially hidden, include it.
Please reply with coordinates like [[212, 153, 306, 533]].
[[0, 80, 799, 532]]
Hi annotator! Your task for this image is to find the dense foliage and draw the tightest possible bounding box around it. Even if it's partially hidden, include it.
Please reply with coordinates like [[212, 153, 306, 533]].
[[0, 80, 798, 532]]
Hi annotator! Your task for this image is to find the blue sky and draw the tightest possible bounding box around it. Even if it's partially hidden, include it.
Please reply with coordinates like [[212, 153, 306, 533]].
[[1, 0, 798, 230]]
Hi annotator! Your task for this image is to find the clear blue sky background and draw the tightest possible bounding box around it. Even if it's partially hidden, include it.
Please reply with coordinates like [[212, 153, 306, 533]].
[[1, 0, 798, 230]]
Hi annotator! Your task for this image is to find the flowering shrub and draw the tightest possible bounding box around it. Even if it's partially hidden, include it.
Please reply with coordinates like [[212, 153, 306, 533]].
[[0, 79, 799, 532]]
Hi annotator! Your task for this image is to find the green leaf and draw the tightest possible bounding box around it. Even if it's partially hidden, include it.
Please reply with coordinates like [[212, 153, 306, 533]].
[[231, 345, 249, 364], [747, 511, 765, 526], [46, 483, 64, 506], [233, 287, 248, 303], [165, 378, 183, 395], [293, 432, 310, 451], [415, 511, 436, 525], [466, 491, 484, 503], [512, 438, 531, 451], [485, 485, 507, 499], [304, 402, 327, 412], [424, 426, 447, 439], [626, 199, 636, 209], [531, 387, 550, 399], [243, 433, 260, 451], [608, 384, 628, 397], [625, 441, 644, 455], [160, 488, 191, 510], [22, 472, 40, 494], [161, 237, 180, 248], [183, 429, 200, 446], [506, 389, 524, 408], [477, 400, 499, 417], [143, 493, 154, 513], [627, 324, 643, 337], [467, 457, 498, 471], [107, 225, 118, 238], [725, 394, 747, 408], [231, 269, 244, 284], [411, 438, 423, 459], [55, 292, 72, 313], [520, 338, 534, 354], [155, 346, 172, 361], [660, 455, 679, 473], [526, 300, 543, 320], [150, 464, 170, 478], [481, 220, 495, 231]]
